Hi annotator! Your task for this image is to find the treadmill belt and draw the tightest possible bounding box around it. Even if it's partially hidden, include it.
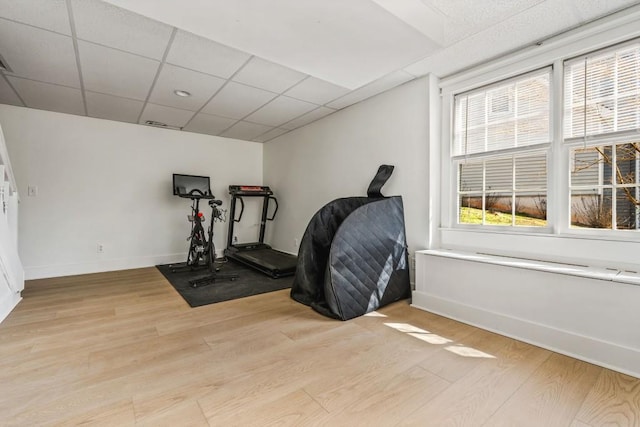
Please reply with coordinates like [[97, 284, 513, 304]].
[[238, 248, 297, 270], [230, 248, 297, 278]]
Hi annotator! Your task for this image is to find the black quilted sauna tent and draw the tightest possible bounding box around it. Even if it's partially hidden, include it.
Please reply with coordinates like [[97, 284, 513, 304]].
[[291, 165, 411, 320]]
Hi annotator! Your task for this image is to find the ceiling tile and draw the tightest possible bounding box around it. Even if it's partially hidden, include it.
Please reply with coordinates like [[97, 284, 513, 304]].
[[166, 30, 250, 79], [326, 71, 414, 109], [245, 96, 318, 127], [0, 19, 79, 87], [78, 40, 160, 100], [221, 121, 272, 141], [139, 103, 195, 128], [101, 0, 439, 89], [148, 64, 225, 112], [201, 82, 276, 119], [252, 127, 290, 143], [285, 77, 350, 105], [405, 0, 583, 77], [7, 77, 84, 115], [569, 0, 640, 21], [0, 0, 71, 35], [85, 91, 144, 123], [183, 112, 237, 136], [70, 0, 173, 60], [232, 57, 307, 93], [0, 76, 23, 106], [280, 106, 335, 130], [423, 0, 546, 44]]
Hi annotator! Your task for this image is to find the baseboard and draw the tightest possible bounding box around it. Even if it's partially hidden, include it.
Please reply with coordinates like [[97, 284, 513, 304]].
[[24, 253, 187, 280], [412, 290, 640, 379], [0, 291, 21, 323]]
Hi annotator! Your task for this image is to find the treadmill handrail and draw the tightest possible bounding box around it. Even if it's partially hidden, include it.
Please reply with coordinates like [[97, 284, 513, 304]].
[[267, 196, 278, 221], [233, 196, 245, 222]]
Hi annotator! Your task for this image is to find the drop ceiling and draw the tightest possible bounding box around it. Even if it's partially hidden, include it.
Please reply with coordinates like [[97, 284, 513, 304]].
[[0, 0, 638, 142]]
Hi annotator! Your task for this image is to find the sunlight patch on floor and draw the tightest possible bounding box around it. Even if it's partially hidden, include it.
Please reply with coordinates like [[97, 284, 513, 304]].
[[445, 344, 495, 358], [384, 322, 453, 345], [384, 322, 496, 357], [364, 311, 387, 317]]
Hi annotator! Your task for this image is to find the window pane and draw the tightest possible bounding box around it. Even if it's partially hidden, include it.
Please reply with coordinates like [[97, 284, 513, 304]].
[[515, 154, 546, 189], [617, 48, 640, 132], [514, 193, 547, 226], [454, 96, 468, 153], [617, 95, 640, 131], [485, 157, 513, 191], [616, 188, 639, 230], [487, 86, 516, 151], [484, 192, 512, 226], [487, 120, 516, 151], [468, 93, 486, 127], [569, 142, 640, 231], [564, 61, 586, 138], [465, 128, 486, 155], [571, 146, 604, 187], [488, 86, 514, 116], [459, 161, 482, 192], [571, 189, 613, 229], [459, 194, 482, 224], [456, 153, 547, 228], [586, 54, 615, 135], [516, 75, 551, 146], [616, 143, 639, 185], [454, 68, 551, 155]]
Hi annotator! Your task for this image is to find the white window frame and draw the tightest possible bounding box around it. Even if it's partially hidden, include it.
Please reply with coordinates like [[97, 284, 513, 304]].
[[452, 67, 552, 233], [437, 10, 640, 271]]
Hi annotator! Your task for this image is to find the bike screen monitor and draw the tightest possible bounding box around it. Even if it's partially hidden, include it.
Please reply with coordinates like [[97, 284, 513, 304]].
[[173, 174, 211, 196]]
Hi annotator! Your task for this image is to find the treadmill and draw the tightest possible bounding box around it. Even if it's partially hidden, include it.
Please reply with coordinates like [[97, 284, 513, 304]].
[[224, 185, 297, 278]]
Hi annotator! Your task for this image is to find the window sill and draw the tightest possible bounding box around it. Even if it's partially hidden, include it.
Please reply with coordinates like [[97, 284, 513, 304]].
[[419, 248, 640, 286], [439, 228, 640, 273]]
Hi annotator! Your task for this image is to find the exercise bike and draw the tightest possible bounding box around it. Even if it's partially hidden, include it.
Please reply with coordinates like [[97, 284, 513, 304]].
[[172, 188, 238, 288]]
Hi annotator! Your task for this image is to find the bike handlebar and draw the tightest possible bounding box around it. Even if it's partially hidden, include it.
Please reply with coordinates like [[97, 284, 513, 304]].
[[177, 188, 216, 200]]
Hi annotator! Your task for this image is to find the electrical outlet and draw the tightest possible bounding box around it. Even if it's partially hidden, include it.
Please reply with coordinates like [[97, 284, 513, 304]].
[[97, 243, 104, 253], [233, 236, 238, 244]]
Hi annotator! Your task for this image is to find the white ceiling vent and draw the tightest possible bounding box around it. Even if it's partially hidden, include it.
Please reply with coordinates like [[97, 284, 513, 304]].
[[144, 120, 182, 130], [0, 53, 12, 73]]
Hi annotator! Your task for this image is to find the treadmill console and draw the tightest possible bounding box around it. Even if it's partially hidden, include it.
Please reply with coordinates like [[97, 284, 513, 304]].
[[228, 185, 273, 196]]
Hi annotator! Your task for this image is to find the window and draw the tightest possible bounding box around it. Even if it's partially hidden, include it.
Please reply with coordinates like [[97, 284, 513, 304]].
[[447, 40, 640, 235], [453, 68, 551, 228], [439, 23, 640, 269], [565, 41, 640, 231]]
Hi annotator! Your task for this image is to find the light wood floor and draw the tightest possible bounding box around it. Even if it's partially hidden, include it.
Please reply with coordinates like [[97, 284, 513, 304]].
[[1, 268, 639, 426]]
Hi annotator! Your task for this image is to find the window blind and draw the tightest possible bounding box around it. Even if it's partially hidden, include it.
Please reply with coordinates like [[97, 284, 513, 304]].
[[564, 40, 640, 140], [453, 68, 552, 157]]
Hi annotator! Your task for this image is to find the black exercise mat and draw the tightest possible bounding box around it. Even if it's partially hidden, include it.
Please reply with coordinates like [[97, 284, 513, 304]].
[[156, 261, 293, 307]]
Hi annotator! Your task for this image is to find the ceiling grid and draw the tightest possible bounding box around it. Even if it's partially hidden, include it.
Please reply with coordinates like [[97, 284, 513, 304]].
[[0, 0, 638, 142]]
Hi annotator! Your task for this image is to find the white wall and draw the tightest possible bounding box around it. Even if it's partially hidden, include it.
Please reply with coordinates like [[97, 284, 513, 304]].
[[263, 77, 433, 262], [414, 252, 640, 378], [0, 105, 263, 279]]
